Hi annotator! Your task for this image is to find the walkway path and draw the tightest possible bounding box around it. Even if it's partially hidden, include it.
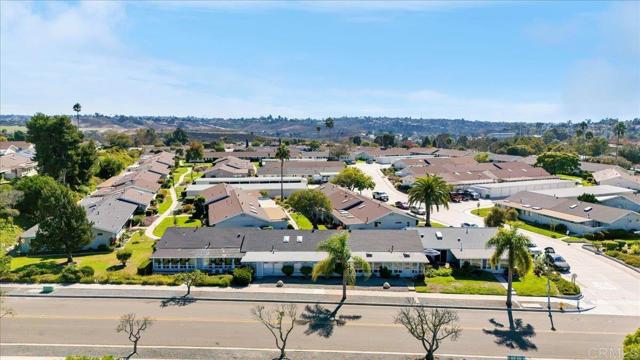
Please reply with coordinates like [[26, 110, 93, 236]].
[[145, 168, 192, 240]]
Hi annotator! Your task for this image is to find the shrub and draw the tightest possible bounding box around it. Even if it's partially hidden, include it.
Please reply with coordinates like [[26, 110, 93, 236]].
[[616, 240, 628, 251], [434, 267, 453, 277], [182, 204, 194, 214], [198, 274, 233, 287], [379, 266, 392, 278], [79, 266, 94, 277], [629, 244, 640, 255], [300, 266, 312, 277], [137, 259, 152, 275], [59, 265, 83, 283], [281, 264, 294, 276], [232, 267, 253, 286], [97, 244, 109, 252], [555, 277, 580, 296], [555, 223, 567, 234], [116, 249, 133, 266], [603, 240, 618, 251], [131, 215, 146, 226]]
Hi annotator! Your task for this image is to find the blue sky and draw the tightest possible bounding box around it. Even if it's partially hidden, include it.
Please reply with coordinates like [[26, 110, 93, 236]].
[[1, 1, 638, 122]]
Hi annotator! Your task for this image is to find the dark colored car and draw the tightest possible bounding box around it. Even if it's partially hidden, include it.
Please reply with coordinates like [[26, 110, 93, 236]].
[[547, 254, 570, 272], [395, 201, 410, 209], [544, 247, 555, 254]]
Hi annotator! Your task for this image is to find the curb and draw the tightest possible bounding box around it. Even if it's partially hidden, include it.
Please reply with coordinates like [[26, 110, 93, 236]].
[[582, 244, 640, 273], [5, 292, 594, 314]]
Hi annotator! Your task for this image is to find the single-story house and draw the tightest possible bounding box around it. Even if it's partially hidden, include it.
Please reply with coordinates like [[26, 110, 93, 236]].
[[592, 168, 640, 191], [201, 183, 289, 229], [0, 152, 37, 179], [469, 179, 576, 199], [599, 194, 640, 213], [318, 183, 418, 229], [531, 185, 634, 198], [258, 160, 345, 183], [150, 228, 429, 278], [20, 196, 138, 253], [411, 227, 507, 272], [187, 176, 308, 198], [497, 191, 640, 235], [204, 156, 256, 178], [0, 141, 34, 156]]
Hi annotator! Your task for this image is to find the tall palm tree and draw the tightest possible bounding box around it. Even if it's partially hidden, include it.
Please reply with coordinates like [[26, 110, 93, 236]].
[[73, 103, 82, 128], [325, 117, 334, 130], [407, 175, 451, 226], [312, 232, 371, 312], [486, 227, 533, 308], [613, 121, 626, 161], [275, 144, 290, 200]]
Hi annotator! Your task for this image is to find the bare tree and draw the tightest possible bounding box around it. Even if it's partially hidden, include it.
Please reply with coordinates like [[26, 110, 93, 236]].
[[252, 304, 298, 360], [0, 290, 15, 318], [395, 300, 461, 360], [116, 313, 153, 359], [175, 270, 204, 296]]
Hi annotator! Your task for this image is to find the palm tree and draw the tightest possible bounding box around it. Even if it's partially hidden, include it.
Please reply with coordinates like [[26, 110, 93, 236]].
[[486, 227, 533, 308], [613, 121, 626, 161], [407, 175, 451, 226], [312, 232, 371, 315], [275, 144, 290, 200], [73, 103, 82, 128], [325, 117, 334, 131]]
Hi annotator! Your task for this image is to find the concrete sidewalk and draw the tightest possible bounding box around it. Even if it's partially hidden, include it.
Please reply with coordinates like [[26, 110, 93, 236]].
[[145, 167, 191, 240], [1, 282, 584, 312]]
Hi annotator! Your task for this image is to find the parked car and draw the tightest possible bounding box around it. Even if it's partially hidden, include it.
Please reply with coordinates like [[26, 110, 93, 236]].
[[547, 254, 570, 272], [461, 222, 478, 228], [372, 191, 389, 202], [544, 247, 555, 254], [529, 247, 543, 256], [344, 159, 355, 165], [467, 190, 480, 200], [395, 201, 410, 210], [410, 206, 426, 215], [366, 159, 374, 164]]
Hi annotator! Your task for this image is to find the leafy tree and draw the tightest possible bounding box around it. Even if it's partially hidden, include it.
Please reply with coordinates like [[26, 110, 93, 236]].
[[312, 232, 371, 311], [535, 152, 579, 175], [331, 167, 375, 193], [175, 270, 205, 296], [474, 152, 490, 163], [27, 113, 92, 187], [328, 144, 349, 161], [166, 127, 189, 145], [374, 133, 397, 148], [14, 175, 60, 222], [73, 103, 82, 128], [0, 255, 11, 278], [434, 133, 452, 148], [97, 157, 125, 179], [351, 136, 362, 145], [307, 140, 321, 151], [185, 140, 204, 162], [193, 195, 206, 219], [586, 137, 610, 157], [116, 313, 153, 359], [275, 144, 290, 200], [12, 130, 26, 141], [613, 121, 626, 161], [395, 299, 461, 360], [577, 193, 599, 203], [408, 175, 451, 226], [619, 144, 640, 164], [542, 128, 569, 144], [116, 249, 133, 266], [252, 304, 298, 360], [486, 227, 533, 308], [133, 128, 159, 146], [31, 184, 93, 263], [76, 140, 98, 185], [623, 328, 640, 360], [0, 185, 22, 218], [105, 130, 133, 149], [287, 189, 331, 229], [484, 207, 507, 227]]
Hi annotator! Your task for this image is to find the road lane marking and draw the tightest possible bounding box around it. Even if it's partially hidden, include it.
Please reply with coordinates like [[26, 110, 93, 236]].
[[0, 343, 587, 359], [5, 314, 630, 335]]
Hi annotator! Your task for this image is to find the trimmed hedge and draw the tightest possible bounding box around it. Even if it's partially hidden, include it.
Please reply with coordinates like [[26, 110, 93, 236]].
[[282, 265, 294, 277], [425, 267, 453, 278], [137, 259, 152, 275]]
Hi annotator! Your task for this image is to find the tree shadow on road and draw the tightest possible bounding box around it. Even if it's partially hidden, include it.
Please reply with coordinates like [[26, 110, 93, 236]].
[[297, 304, 362, 338], [160, 295, 197, 308], [482, 310, 537, 351]]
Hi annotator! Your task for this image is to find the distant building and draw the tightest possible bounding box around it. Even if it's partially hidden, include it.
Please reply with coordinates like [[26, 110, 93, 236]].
[[188, 176, 308, 198], [592, 168, 640, 191], [204, 156, 256, 178], [469, 179, 575, 199], [318, 183, 418, 229], [258, 160, 345, 183]]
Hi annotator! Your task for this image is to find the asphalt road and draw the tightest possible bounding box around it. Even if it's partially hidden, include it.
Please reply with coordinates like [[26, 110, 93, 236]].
[[1, 297, 636, 359]]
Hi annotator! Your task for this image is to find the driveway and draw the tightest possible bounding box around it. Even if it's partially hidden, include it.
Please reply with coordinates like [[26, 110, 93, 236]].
[[353, 162, 492, 226]]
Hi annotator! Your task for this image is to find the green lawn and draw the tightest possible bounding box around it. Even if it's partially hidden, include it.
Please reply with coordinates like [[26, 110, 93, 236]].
[[152, 215, 202, 238], [512, 271, 558, 296], [430, 221, 447, 228], [175, 185, 186, 198], [471, 207, 493, 218], [415, 271, 507, 295], [290, 212, 327, 230], [514, 221, 580, 241], [10, 232, 154, 277], [172, 167, 190, 183], [157, 194, 174, 214], [557, 174, 592, 186]]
